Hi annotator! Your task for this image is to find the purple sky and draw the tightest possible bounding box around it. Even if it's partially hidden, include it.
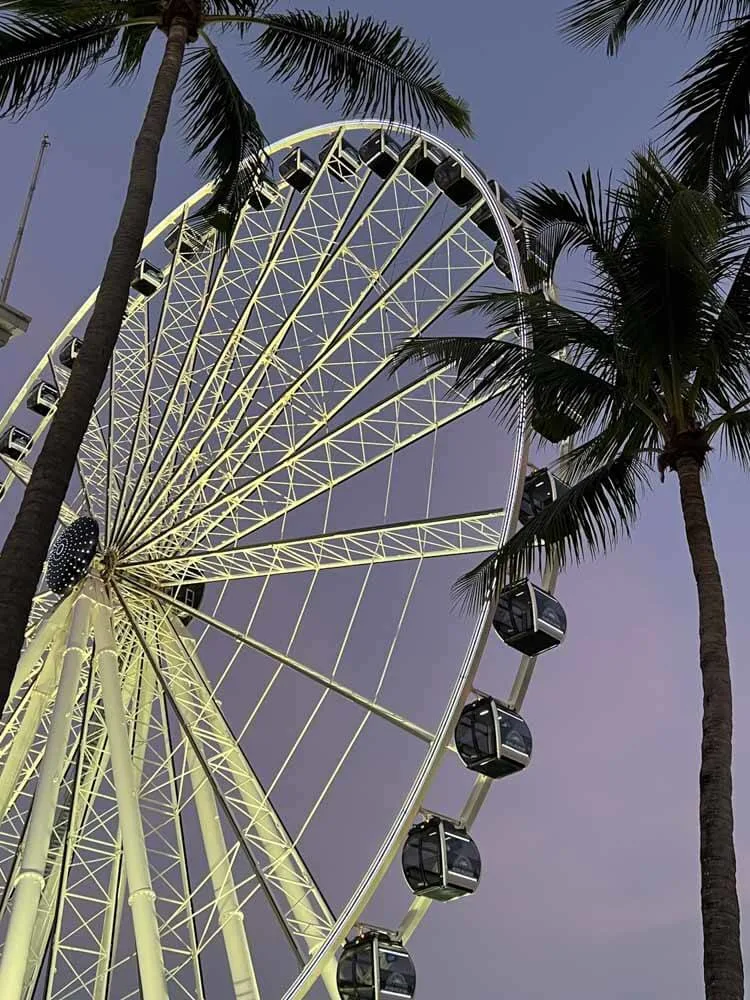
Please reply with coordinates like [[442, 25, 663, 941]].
[[2, 2, 750, 998]]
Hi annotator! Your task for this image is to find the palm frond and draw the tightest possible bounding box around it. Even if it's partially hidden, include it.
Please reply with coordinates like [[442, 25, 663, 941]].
[[707, 407, 750, 466], [0, 12, 123, 117], [705, 145, 750, 217], [518, 169, 624, 282], [0, 1, 125, 18], [451, 453, 649, 614], [252, 9, 472, 135], [560, 0, 744, 53], [110, 19, 154, 83], [389, 333, 622, 437], [204, 0, 274, 35], [660, 17, 750, 189], [179, 38, 266, 234], [688, 243, 750, 404], [456, 289, 617, 366]]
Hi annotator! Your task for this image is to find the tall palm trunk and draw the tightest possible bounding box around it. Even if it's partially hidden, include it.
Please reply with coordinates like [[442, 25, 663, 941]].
[[676, 455, 743, 1000], [0, 20, 190, 711]]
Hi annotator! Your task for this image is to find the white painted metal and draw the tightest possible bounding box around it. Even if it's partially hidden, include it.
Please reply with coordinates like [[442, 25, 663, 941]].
[[0, 120, 569, 999], [0, 585, 92, 999]]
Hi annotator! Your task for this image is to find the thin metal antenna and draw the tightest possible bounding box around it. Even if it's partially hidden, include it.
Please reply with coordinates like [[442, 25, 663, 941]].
[[1, 134, 51, 302]]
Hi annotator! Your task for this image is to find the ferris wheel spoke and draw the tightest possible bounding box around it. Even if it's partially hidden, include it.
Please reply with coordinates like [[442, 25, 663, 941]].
[[44, 363, 100, 524], [112, 612, 208, 1000], [116, 135, 373, 545], [123, 200, 492, 553], [130, 139, 432, 535], [113, 188, 297, 544], [109, 212, 220, 541], [121, 577, 435, 748], [121, 508, 505, 584], [126, 354, 509, 561]]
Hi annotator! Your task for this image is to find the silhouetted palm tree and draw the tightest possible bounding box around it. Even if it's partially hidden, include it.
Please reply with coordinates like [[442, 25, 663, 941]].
[[393, 152, 750, 1000], [0, 1, 471, 710]]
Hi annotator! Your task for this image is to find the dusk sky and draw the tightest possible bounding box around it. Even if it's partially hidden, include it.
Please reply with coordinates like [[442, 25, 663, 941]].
[[2, 2, 750, 998]]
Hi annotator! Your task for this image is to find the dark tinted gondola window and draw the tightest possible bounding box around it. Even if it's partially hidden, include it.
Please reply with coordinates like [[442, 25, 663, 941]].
[[379, 949, 416, 997], [495, 588, 533, 635], [445, 831, 481, 879], [499, 713, 532, 756], [402, 830, 442, 888], [535, 590, 567, 632], [455, 707, 494, 763]]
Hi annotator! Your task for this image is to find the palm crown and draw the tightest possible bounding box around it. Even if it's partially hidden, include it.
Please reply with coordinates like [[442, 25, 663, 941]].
[[0, 0, 471, 222], [392, 151, 750, 609]]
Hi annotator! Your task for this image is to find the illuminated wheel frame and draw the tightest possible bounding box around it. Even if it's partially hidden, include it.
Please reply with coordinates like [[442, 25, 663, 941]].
[[0, 120, 557, 1000]]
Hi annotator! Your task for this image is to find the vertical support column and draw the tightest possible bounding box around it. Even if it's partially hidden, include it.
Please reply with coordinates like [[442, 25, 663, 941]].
[[186, 746, 260, 1000], [0, 585, 93, 1000], [91, 586, 169, 1000]]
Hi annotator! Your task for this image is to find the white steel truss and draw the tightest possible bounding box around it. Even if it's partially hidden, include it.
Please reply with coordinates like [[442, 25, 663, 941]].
[[0, 120, 544, 1000]]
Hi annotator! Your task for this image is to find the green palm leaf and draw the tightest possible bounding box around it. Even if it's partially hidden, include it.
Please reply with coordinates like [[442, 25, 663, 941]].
[[560, 0, 745, 53], [708, 407, 750, 466], [660, 18, 750, 187], [251, 9, 472, 136], [111, 20, 155, 83], [0, 13, 124, 117], [451, 452, 648, 614], [390, 331, 621, 436], [179, 38, 266, 224]]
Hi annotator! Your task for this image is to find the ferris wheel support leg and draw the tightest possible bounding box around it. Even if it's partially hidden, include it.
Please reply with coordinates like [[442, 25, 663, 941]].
[[187, 745, 260, 1000], [0, 584, 93, 1000], [9, 598, 71, 707], [0, 624, 68, 826], [91, 586, 169, 1000]]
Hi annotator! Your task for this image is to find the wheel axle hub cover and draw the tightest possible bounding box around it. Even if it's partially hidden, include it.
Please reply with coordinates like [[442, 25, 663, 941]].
[[46, 517, 100, 595]]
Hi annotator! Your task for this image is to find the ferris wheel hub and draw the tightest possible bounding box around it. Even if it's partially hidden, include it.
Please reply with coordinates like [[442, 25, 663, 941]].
[[46, 516, 100, 594]]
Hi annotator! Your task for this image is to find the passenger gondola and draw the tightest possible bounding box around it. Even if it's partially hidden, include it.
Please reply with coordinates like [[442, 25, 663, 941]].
[[279, 147, 318, 192], [171, 579, 205, 625], [0, 426, 31, 460], [454, 696, 532, 778], [247, 176, 279, 211], [59, 337, 82, 369], [403, 140, 443, 186], [337, 931, 416, 1000], [519, 468, 568, 526], [131, 259, 163, 298], [26, 381, 59, 416], [319, 138, 360, 181], [359, 130, 402, 179], [434, 157, 480, 207], [165, 224, 207, 257], [493, 579, 566, 655], [470, 182, 502, 241], [401, 816, 481, 900]]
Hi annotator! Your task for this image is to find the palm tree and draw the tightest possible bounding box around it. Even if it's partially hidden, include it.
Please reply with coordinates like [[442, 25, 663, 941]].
[[559, 0, 750, 189], [0, 1, 471, 711], [392, 152, 750, 1000]]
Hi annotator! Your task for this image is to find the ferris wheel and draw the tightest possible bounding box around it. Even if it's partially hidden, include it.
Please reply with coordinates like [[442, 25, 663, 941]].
[[0, 120, 570, 1000]]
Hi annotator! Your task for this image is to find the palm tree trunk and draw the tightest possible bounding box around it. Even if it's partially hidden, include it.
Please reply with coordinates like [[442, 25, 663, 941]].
[[675, 455, 743, 1000], [0, 20, 190, 711]]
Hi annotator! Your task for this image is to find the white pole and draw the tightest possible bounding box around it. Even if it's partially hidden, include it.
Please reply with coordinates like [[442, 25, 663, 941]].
[[91, 586, 169, 1000], [0, 584, 92, 1000], [1, 135, 51, 303]]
